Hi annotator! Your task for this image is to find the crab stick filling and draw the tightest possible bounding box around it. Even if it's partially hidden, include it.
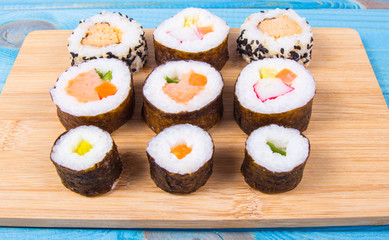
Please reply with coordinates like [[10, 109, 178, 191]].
[[171, 144, 192, 159], [81, 22, 122, 47], [66, 69, 117, 103], [167, 17, 213, 43], [254, 67, 297, 102], [258, 15, 302, 39], [163, 70, 207, 103]]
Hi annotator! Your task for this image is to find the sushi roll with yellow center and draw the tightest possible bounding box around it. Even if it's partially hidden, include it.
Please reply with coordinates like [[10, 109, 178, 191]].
[[50, 58, 135, 133], [241, 124, 310, 193], [143, 60, 224, 133], [234, 58, 315, 134], [146, 124, 214, 194], [50, 125, 123, 197], [68, 11, 147, 72], [153, 8, 230, 70], [237, 8, 313, 66]]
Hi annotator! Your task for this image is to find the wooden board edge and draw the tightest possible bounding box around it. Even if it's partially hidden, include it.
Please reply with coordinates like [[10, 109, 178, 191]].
[[1, 217, 389, 229]]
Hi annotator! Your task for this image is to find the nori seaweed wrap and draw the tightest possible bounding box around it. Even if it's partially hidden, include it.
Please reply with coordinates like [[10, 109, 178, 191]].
[[234, 58, 315, 134], [153, 8, 230, 70], [241, 124, 310, 194], [50, 125, 123, 197], [50, 58, 135, 133], [142, 60, 224, 133], [146, 124, 214, 194]]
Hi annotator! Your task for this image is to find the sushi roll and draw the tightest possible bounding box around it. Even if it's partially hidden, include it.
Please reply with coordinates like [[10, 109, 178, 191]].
[[50, 125, 123, 197], [234, 58, 315, 134], [146, 124, 214, 194], [143, 60, 224, 133], [241, 124, 310, 193], [153, 8, 230, 70], [68, 11, 147, 72], [50, 58, 135, 133], [237, 8, 313, 66]]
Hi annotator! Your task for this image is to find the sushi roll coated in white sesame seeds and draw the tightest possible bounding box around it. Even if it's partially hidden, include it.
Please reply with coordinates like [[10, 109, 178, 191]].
[[237, 8, 313, 66]]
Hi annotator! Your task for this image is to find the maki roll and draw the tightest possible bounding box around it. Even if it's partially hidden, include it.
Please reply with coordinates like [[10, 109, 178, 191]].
[[234, 58, 315, 134], [237, 8, 313, 66], [50, 125, 123, 197], [241, 124, 310, 194], [146, 124, 214, 194], [143, 60, 223, 133], [68, 11, 147, 72], [50, 58, 135, 133], [153, 8, 230, 70]]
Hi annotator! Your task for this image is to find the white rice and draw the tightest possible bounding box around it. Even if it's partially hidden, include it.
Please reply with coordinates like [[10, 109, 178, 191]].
[[153, 8, 230, 52], [50, 58, 131, 116], [143, 60, 223, 113], [68, 11, 144, 60], [146, 124, 213, 174], [246, 124, 309, 173], [235, 58, 315, 114], [51, 125, 113, 171]]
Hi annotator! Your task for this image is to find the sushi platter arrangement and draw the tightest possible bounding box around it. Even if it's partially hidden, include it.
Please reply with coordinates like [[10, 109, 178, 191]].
[[0, 8, 389, 228]]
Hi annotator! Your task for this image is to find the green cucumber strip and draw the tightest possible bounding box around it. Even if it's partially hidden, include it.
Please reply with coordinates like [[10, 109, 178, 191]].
[[95, 69, 104, 78], [165, 76, 179, 83], [102, 71, 112, 81], [266, 141, 287, 156]]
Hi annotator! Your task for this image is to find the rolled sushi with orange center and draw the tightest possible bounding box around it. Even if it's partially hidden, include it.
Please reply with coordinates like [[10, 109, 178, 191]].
[[241, 124, 310, 193], [234, 58, 315, 134], [153, 8, 230, 70], [146, 124, 214, 194], [50, 125, 123, 197], [143, 60, 224, 133], [68, 11, 147, 72], [237, 8, 313, 66], [50, 58, 134, 133]]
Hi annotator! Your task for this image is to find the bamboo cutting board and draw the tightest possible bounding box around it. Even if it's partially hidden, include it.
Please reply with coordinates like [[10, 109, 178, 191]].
[[0, 28, 389, 229]]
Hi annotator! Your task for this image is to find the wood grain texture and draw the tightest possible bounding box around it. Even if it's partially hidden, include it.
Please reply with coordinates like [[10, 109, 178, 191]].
[[0, 28, 388, 229]]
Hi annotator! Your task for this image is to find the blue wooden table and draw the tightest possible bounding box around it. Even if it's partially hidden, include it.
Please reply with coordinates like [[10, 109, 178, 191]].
[[1, 1, 389, 239]]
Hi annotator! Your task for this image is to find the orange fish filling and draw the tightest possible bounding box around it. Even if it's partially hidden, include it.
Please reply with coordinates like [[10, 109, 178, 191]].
[[66, 70, 117, 103], [162, 70, 207, 103], [258, 15, 302, 39], [171, 144, 192, 159], [275, 68, 297, 85], [81, 22, 122, 47]]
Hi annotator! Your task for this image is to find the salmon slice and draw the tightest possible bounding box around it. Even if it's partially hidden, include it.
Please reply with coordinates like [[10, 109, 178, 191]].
[[162, 70, 207, 103], [66, 70, 102, 103], [258, 15, 302, 38]]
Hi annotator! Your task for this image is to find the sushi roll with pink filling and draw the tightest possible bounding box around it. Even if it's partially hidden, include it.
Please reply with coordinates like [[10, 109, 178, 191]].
[[234, 58, 315, 134]]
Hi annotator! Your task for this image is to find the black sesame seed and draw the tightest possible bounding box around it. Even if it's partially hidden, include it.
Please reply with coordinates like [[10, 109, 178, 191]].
[[280, 48, 284, 54], [303, 53, 308, 58], [290, 51, 299, 60], [294, 45, 301, 50]]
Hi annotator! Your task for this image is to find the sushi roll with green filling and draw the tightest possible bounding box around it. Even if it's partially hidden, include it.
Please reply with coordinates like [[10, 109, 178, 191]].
[[143, 60, 224, 133], [234, 58, 315, 134], [237, 8, 313, 66], [146, 124, 214, 194], [153, 8, 230, 70], [241, 124, 310, 193], [50, 58, 135, 133], [50, 125, 123, 197], [68, 11, 147, 72]]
